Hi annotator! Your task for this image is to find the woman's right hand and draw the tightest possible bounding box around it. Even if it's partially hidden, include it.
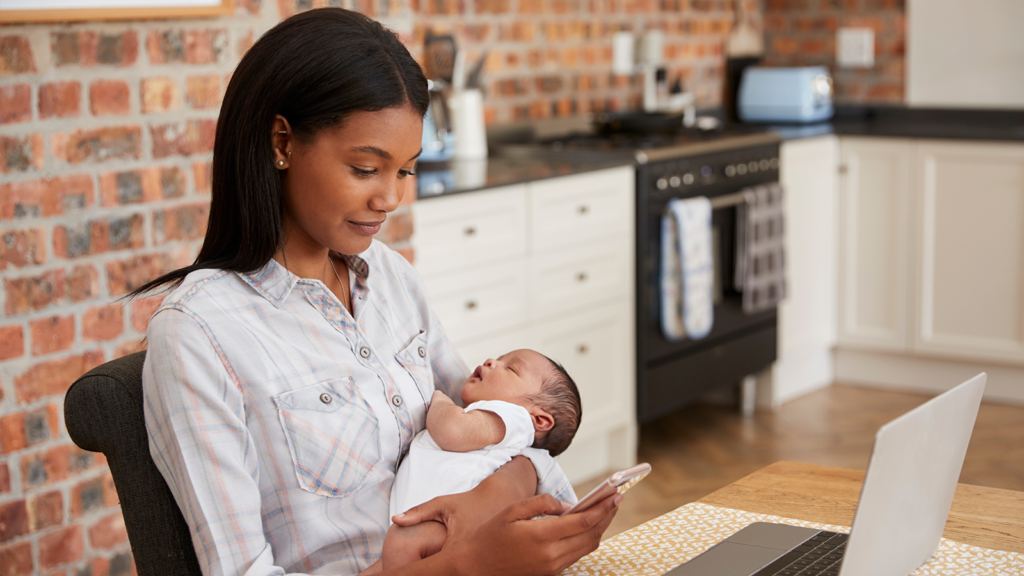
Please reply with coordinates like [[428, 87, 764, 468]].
[[446, 492, 621, 576]]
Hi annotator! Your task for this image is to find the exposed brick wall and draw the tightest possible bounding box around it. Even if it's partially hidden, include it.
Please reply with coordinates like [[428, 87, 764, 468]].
[[0, 1, 759, 574], [763, 0, 905, 103]]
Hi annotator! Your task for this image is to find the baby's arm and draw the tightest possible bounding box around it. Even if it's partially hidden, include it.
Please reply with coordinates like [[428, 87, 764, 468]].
[[426, 390, 506, 452]]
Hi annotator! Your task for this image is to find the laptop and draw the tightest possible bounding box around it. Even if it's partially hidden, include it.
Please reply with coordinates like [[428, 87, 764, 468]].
[[667, 372, 987, 576]]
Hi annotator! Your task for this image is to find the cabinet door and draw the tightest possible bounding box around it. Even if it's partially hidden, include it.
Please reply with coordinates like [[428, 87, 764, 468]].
[[528, 238, 632, 320], [911, 141, 1024, 363], [421, 257, 528, 343], [528, 166, 634, 252], [837, 137, 913, 351]]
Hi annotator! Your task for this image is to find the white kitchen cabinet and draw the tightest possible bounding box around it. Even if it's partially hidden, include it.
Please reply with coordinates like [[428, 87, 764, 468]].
[[911, 141, 1024, 364], [769, 135, 839, 405], [412, 165, 637, 484], [837, 137, 914, 351]]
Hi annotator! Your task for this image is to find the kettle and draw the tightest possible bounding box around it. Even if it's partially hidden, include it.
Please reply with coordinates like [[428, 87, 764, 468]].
[[420, 80, 455, 163]]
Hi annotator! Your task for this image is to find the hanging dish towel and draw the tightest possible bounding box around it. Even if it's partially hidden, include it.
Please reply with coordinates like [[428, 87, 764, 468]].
[[735, 183, 787, 313], [661, 197, 714, 341]]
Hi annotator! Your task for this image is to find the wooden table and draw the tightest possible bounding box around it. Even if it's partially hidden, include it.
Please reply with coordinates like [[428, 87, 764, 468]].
[[697, 460, 1024, 553]]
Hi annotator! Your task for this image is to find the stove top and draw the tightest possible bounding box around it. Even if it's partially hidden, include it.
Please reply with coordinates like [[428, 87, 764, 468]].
[[533, 126, 781, 164]]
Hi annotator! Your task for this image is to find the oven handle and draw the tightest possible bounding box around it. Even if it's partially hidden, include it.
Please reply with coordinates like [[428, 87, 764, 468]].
[[709, 190, 754, 210]]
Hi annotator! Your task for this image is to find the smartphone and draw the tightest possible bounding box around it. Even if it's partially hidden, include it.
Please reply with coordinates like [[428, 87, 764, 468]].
[[560, 462, 651, 516]]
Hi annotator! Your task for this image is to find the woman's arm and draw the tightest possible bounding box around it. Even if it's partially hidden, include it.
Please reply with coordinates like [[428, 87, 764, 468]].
[[425, 390, 505, 452]]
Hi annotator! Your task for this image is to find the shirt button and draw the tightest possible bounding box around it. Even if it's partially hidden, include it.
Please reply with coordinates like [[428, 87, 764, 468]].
[[392, 395, 403, 407], [320, 393, 332, 405], [359, 347, 370, 359], [418, 346, 426, 358]]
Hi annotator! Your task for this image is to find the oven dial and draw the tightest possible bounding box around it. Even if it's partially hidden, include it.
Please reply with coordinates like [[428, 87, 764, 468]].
[[759, 159, 770, 171], [747, 161, 758, 173], [669, 175, 681, 188], [736, 163, 747, 175], [682, 173, 694, 185], [657, 178, 668, 190], [769, 157, 779, 170], [724, 165, 736, 177]]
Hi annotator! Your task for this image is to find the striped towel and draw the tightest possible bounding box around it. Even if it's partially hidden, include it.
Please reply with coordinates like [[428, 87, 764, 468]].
[[735, 183, 786, 313], [661, 197, 714, 341]]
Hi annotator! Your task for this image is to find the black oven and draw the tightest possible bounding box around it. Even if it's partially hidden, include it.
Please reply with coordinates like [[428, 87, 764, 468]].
[[635, 140, 781, 423]]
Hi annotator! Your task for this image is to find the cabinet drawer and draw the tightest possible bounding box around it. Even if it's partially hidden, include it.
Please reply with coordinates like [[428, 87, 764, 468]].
[[528, 240, 632, 319], [421, 258, 527, 343], [413, 184, 527, 276], [528, 167, 634, 252], [531, 302, 633, 428]]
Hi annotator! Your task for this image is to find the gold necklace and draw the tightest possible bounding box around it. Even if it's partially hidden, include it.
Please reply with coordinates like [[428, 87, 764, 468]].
[[328, 255, 349, 309]]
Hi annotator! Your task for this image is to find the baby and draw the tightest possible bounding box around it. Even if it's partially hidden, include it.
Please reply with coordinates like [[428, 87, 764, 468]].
[[377, 348, 582, 571]]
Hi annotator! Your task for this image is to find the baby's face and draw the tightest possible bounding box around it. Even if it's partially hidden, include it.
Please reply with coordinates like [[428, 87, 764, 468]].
[[460, 349, 548, 407]]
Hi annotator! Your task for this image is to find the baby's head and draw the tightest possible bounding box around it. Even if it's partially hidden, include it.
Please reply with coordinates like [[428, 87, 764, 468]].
[[460, 349, 582, 456]]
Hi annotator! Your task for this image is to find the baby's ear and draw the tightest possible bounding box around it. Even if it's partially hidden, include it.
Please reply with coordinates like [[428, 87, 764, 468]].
[[530, 407, 554, 432]]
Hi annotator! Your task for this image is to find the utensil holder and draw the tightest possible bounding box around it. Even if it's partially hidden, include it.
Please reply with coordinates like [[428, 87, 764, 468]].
[[449, 88, 488, 160]]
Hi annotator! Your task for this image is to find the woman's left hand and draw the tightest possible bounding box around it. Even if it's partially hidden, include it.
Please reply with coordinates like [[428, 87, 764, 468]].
[[391, 455, 541, 547]]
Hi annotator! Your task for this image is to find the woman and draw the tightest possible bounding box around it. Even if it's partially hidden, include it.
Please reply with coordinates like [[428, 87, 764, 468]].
[[136, 8, 619, 576]]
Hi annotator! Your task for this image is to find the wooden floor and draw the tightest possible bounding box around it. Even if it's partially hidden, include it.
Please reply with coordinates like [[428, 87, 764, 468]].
[[575, 383, 1024, 539]]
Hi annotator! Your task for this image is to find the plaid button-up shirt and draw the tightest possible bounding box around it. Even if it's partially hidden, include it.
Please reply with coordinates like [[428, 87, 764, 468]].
[[143, 240, 575, 576]]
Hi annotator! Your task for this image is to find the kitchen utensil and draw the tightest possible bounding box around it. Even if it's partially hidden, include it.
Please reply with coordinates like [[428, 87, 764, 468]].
[[424, 31, 457, 84], [452, 49, 466, 91], [466, 50, 487, 90], [449, 88, 488, 160]]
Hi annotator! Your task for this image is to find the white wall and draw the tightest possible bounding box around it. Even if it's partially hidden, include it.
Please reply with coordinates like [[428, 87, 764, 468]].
[[907, 0, 1024, 109]]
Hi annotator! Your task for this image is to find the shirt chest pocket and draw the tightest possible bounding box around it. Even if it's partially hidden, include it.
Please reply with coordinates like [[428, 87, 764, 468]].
[[395, 330, 434, 405], [273, 377, 381, 498]]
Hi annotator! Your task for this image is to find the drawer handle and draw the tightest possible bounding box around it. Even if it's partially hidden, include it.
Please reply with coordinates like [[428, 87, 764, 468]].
[[464, 226, 476, 236], [465, 300, 478, 310], [576, 272, 588, 282], [577, 205, 589, 215], [577, 344, 588, 355]]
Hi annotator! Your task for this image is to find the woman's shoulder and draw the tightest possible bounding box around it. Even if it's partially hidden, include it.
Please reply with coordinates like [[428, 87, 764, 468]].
[[362, 240, 423, 287]]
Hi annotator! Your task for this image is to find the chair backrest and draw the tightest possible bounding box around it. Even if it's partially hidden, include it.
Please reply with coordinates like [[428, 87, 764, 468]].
[[64, 351, 202, 576]]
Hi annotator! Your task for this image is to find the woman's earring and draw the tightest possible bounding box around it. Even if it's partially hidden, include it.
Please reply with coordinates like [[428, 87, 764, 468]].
[[278, 160, 285, 167]]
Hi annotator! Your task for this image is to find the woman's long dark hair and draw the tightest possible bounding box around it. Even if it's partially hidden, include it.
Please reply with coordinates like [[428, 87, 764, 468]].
[[130, 8, 428, 297]]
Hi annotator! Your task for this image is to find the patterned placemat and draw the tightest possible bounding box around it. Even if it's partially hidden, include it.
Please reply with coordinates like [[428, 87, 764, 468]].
[[563, 502, 1023, 575]]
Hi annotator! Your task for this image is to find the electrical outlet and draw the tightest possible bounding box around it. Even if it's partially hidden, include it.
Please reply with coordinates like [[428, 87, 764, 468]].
[[837, 27, 875, 68]]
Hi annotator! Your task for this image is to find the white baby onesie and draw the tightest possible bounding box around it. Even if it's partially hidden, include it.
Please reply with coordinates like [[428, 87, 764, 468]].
[[389, 400, 536, 519]]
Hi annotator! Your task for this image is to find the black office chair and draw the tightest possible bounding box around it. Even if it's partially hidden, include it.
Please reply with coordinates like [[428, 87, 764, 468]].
[[64, 351, 202, 576]]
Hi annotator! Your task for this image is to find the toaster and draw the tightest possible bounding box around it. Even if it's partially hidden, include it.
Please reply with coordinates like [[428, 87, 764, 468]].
[[737, 66, 834, 123]]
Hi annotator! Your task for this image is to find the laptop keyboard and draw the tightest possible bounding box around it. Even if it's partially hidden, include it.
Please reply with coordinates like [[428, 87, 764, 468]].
[[752, 531, 848, 576]]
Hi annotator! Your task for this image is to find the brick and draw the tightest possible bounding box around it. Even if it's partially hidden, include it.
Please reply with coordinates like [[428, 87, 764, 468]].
[[27, 491, 63, 532], [79, 556, 110, 576], [114, 339, 146, 359], [0, 541, 32, 575], [150, 119, 216, 158], [0, 500, 28, 543], [193, 161, 212, 194], [146, 29, 227, 64], [1, 325, 26, 361], [70, 474, 117, 519], [0, 228, 46, 269], [0, 84, 31, 124], [30, 315, 75, 356], [375, 211, 413, 245], [69, 446, 105, 476], [476, 0, 510, 12], [88, 512, 127, 549], [68, 265, 101, 303], [0, 462, 9, 493], [128, 291, 161, 332], [97, 31, 139, 67], [52, 31, 138, 67], [99, 166, 185, 206], [106, 249, 190, 296], [0, 36, 36, 75], [90, 80, 131, 116], [54, 214, 146, 259], [83, 304, 124, 342], [13, 352, 105, 404], [0, 134, 45, 174], [39, 81, 82, 119], [109, 552, 134, 576], [0, 404, 60, 453], [772, 37, 798, 55], [185, 74, 222, 109], [4, 269, 66, 316], [39, 525, 83, 570], [140, 77, 179, 113], [21, 444, 72, 488], [51, 31, 81, 66], [0, 174, 93, 220], [153, 203, 210, 244], [237, 30, 255, 59], [237, 0, 261, 14], [51, 126, 142, 165]]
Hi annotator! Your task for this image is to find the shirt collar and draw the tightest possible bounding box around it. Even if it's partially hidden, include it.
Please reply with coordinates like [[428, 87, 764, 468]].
[[238, 250, 371, 308]]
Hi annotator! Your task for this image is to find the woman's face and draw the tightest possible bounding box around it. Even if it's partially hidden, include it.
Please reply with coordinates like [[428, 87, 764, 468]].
[[279, 104, 423, 256]]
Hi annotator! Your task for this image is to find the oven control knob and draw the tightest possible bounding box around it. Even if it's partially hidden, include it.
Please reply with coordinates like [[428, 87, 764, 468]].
[[725, 165, 736, 177], [682, 173, 694, 185], [759, 159, 770, 171], [669, 175, 681, 188], [747, 161, 758, 173], [736, 163, 748, 175], [769, 157, 779, 170], [656, 178, 668, 190]]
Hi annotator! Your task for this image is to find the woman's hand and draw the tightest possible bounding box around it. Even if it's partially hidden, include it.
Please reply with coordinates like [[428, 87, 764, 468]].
[[448, 492, 621, 576]]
